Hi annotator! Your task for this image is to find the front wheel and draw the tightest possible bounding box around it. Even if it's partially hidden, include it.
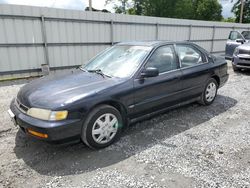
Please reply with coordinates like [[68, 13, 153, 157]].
[[232, 64, 239, 72], [81, 105, 123, 149], [199, 78, 218, 106]]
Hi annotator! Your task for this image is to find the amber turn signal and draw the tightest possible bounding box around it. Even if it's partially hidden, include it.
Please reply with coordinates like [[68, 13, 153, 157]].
[[27, 129, 48, 139]]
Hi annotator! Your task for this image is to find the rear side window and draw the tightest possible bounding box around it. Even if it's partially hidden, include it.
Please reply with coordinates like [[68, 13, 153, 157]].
[[229, 31, 243, 40], [145, 45, 178, 73], [176, 45, 205, 68]]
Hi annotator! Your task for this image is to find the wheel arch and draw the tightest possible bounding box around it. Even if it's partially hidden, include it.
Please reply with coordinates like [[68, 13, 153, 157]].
[[87, 100, 129, 128], [211, 75, 220, 86]]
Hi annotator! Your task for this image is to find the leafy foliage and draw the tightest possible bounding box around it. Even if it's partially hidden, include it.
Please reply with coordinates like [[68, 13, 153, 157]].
[[222, 17, 236, 23], [232, 0, 250, 23], [195, 0, 223, 21], [105, 0, 131, 14], [106, 0, 223, 21]]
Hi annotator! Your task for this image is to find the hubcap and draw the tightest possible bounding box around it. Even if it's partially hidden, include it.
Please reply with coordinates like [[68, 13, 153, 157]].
[[92, 113, 118, 144], [205, 82, 217, 102]]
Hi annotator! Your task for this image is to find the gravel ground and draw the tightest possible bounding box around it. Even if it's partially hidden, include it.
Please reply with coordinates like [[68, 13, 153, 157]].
[[0, 63, 250, 188]]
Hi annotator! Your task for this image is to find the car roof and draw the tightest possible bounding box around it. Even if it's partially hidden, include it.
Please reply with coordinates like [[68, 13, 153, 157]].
[[116, 40, 191, 47]]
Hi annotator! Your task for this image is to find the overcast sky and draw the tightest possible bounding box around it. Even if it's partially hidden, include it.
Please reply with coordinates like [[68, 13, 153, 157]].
[[220, 0, 236, 18], [0, 0, 236, 18]]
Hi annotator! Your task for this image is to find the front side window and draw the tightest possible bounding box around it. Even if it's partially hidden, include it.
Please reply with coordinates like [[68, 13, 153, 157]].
[[176, 45, 204, 68], [83, 45, 152, 78], [229, 31, 243, 40], [145, 45, 178, 73]]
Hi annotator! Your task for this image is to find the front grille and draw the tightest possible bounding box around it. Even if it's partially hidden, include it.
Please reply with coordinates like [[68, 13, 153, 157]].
[[239, 57, 250, 61], [238, 63, 250, 67], [15, 98, 29, 113], [239, 49, 250, 55]]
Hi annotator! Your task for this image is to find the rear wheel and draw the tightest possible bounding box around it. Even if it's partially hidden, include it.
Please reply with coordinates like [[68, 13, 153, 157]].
[[81, 105, 123, 149], [199, 78, 218, 106]]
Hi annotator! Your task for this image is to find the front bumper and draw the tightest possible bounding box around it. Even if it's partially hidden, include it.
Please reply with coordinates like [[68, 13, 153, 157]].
[[10, 99, 83, 143], [232, 55, 250, 69]]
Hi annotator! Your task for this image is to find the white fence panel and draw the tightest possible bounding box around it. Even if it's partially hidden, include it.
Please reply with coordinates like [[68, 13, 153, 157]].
[[0, 4, 250, 79]]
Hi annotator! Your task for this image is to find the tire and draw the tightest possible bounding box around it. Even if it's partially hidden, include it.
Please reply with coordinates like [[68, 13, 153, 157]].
[[81, 105, 123, 149], [199, 78, 218, 106], [232, 64, 239, 72]]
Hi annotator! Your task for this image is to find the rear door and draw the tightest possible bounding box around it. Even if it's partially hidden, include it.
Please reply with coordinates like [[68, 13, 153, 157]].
[[225, 31, 245, 59], [175, 44, 212, 100]]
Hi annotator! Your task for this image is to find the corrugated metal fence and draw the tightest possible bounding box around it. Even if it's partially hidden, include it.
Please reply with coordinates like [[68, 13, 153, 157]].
[[0, 4, 250, 79]]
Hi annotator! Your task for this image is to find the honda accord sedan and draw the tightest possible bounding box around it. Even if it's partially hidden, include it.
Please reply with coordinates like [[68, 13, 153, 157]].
[[9, 41, 229, 149]]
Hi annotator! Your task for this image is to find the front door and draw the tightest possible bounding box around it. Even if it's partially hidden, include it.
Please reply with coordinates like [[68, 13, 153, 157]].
[[225, 31, 245, 59], [132, 45, 182, 118]]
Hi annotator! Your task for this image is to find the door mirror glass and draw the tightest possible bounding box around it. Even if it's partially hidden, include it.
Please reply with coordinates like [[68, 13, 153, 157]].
[[141, 67, 159, 78]]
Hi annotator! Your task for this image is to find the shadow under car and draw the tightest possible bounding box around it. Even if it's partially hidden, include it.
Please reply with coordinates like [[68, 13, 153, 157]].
[[14, 94, 237, 176]]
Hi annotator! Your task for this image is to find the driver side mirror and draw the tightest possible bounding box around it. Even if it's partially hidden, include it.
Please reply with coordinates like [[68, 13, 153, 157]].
[[236, 38, 245, 44], [141, 67, 159, 78]]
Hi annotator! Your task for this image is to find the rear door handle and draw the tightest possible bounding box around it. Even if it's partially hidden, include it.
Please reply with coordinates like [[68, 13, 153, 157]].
[[170, 76, 180, 81]]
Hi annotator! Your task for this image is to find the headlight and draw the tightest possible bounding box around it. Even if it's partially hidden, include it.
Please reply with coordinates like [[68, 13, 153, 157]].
[[27, 108, 68, 121], [233, 48, 239, 56]]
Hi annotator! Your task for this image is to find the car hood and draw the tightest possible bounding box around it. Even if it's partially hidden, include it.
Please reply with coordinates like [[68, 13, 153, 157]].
[[238, 42, 250, 50], [17, 70, 126, 109]]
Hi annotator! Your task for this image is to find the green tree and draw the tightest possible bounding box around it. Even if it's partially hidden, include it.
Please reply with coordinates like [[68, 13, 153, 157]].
[[195, 0, 223, 21], [105, 0, 131, 14], [232, 0, 250, 23], [175, 0, 222, 21], [106, 0, 223, 21], [222, 17, 236, 22], [132, 0, 144, 15], [142, 0, 178, 18], [175, 0, 195, 19]]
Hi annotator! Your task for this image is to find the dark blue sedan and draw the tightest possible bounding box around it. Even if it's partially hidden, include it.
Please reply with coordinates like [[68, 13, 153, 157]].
[[9, 41, 229, 149]]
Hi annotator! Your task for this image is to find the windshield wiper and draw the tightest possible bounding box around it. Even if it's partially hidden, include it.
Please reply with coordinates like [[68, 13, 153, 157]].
[[87, 69, 112, 78]]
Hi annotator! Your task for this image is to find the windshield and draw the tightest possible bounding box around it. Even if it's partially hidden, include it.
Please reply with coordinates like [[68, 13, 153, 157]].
[[82, 45, 152, 78], [242, 31, 250, 40]]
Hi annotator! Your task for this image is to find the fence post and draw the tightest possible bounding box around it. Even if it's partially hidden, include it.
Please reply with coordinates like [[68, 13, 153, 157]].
[[211, 26, 216, 53], [156, 23, 159, 40], [188, 24, 192, 41], [110, 19, 114, 45], [41, 15, 49, 66]]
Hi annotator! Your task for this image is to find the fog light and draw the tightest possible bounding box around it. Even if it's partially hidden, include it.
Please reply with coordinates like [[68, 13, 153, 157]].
[[27, 129, 48, 138]]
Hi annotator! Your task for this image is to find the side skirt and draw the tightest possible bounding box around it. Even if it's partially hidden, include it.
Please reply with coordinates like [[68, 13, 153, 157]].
[[129, 97, 200, 125]]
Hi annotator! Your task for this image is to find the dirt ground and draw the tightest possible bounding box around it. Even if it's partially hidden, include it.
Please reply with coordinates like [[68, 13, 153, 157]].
[[0, 63, 250, 188]]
